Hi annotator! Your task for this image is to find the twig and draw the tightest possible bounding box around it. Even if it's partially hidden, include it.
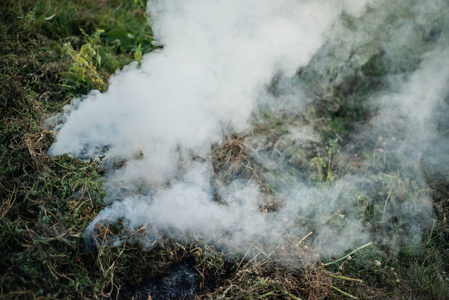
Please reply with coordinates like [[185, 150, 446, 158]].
[[235, 239, 259, 271], [257, 291, 275, 298], [1, 186, 17, 218], [280, 289, 303, 300], [381, 191, 392, 223], [296, 231, 313, 247], [320, 269, 363, 283], [324, 242, 373, 266], [331, 285, 357, 299]]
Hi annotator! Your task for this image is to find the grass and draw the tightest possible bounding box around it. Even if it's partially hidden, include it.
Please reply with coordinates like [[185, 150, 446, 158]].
[[1, 0, 449, 299], [0, 0, 159, 298]]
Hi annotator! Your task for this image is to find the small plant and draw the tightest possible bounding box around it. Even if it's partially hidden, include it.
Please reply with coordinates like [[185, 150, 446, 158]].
[[63, 29, 106, 91], [310, 139, 338, 183]]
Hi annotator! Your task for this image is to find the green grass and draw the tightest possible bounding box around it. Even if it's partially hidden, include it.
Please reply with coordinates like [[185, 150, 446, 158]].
[[0, 0, 159, 298], [2, 0, 449, 299]]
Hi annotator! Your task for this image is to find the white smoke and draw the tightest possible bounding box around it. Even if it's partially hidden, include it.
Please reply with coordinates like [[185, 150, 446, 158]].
[[48, 0, 448, 260]]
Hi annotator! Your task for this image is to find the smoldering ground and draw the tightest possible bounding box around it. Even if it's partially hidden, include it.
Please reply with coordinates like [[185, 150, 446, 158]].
[[48, 0, 449, 263]]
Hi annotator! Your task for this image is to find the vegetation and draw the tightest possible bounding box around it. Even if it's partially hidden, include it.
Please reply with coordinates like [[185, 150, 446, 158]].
[[1, 0, 448, 299]]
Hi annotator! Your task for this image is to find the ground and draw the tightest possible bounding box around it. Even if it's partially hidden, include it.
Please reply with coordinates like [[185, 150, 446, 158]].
[[1, 1, 449, 299]]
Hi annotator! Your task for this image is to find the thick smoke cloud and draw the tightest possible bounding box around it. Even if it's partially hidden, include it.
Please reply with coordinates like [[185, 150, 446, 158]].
[[48, 0, 448, 260]]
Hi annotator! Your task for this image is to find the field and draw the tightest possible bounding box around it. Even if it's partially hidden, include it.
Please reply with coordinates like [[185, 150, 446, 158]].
[[1, 1, 449, 299]]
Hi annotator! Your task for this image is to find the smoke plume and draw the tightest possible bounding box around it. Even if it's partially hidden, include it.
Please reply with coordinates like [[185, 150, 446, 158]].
[[48, 0, 449, 260]]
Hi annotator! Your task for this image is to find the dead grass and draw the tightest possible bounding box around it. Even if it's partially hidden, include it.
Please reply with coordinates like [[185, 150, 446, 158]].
[[2, 0, 449, 299]]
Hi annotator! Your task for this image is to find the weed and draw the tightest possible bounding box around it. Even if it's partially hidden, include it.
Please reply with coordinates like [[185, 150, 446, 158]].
[[2, 0, 449, 299], [63, 28, 106, 91]]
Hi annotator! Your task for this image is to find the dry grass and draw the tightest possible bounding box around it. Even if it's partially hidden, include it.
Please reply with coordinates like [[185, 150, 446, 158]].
[[2, 0, 449, 299]]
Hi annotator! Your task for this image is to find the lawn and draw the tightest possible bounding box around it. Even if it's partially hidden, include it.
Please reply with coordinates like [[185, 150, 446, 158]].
[[1, 1, 448, 299]]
